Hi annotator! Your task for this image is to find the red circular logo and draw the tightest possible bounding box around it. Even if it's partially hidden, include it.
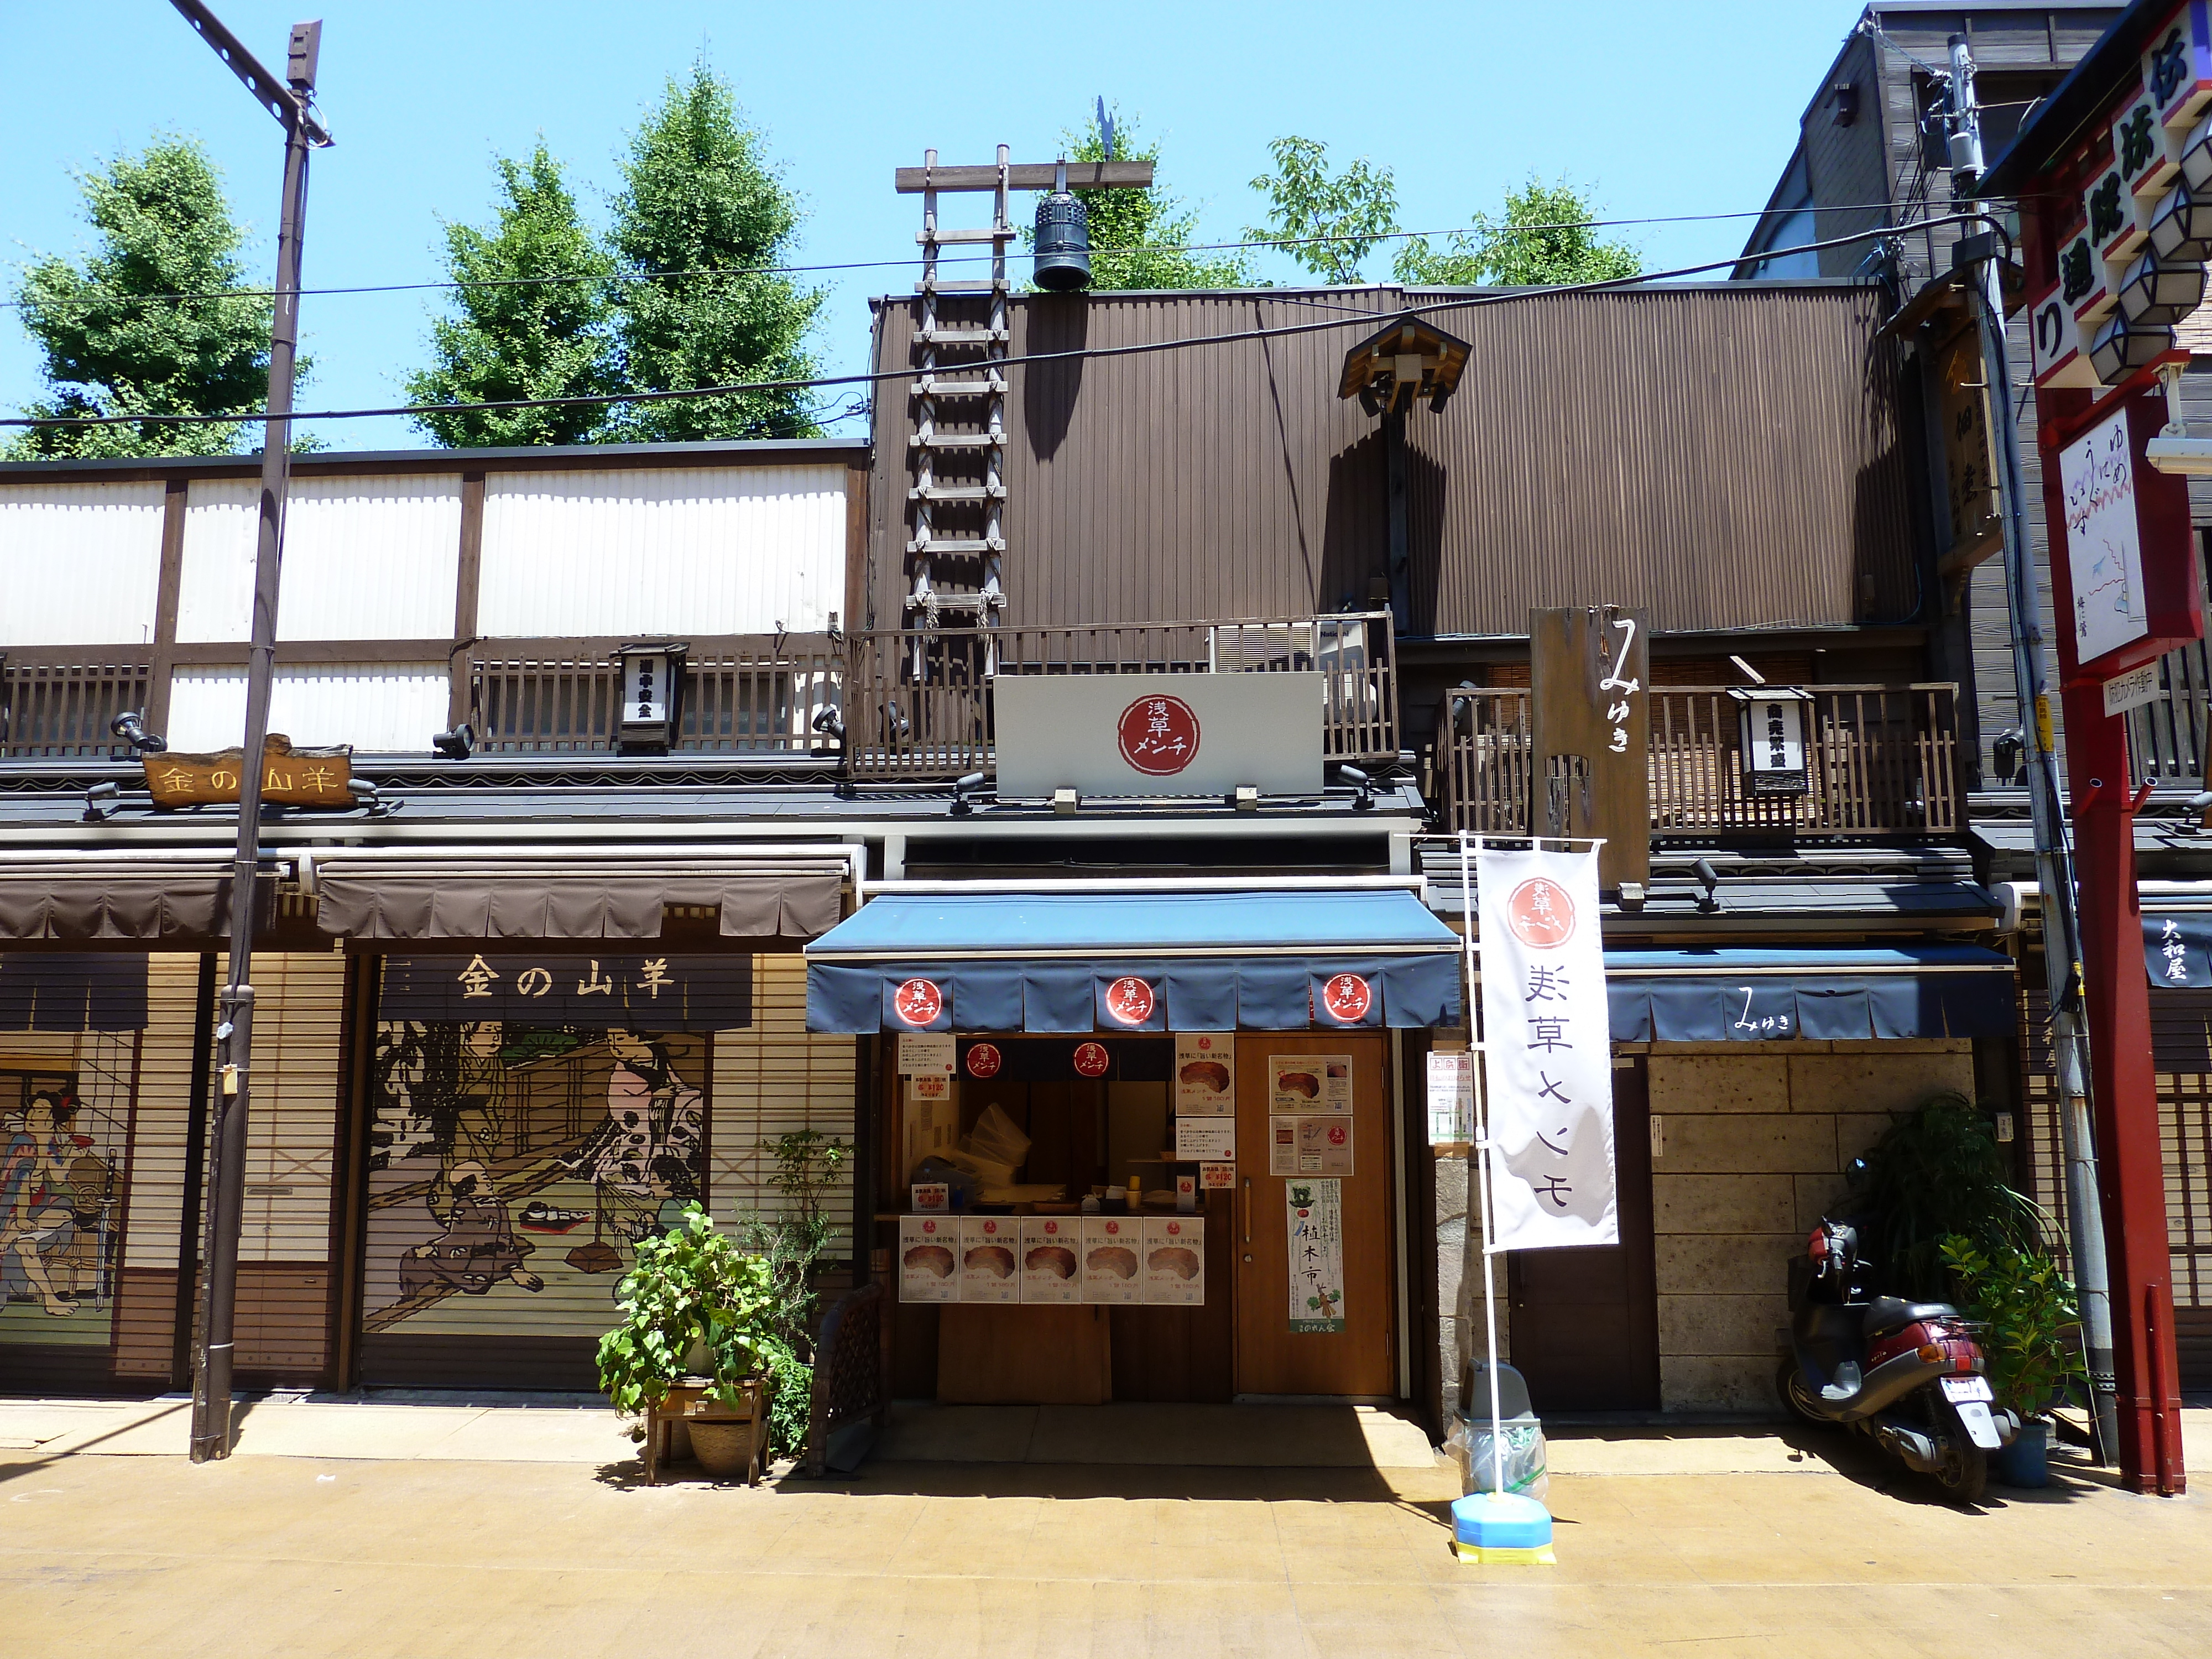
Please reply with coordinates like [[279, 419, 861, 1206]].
[[1319, 973, 1373, 1022], [1117, 694, 1202, 776], [1073, 1041, 1110, 1077], [892, 977, 944, 1026], [1328, 1124, 1348, 1147], [964, 1042, 1002, 1078], [1505, 878, 1576, 949], [1103, 976, 1156, 1025]]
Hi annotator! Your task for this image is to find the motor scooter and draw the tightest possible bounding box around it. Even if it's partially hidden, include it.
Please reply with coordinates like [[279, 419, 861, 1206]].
[[1776, 1217, 2017, 1503]]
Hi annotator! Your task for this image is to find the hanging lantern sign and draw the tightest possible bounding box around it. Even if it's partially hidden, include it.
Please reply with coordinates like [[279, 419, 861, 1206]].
[[1729, 688, 1814, 797]]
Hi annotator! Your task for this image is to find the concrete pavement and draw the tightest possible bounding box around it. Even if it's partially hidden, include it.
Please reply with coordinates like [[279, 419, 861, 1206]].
[[1, 1397, 2206, 1657]]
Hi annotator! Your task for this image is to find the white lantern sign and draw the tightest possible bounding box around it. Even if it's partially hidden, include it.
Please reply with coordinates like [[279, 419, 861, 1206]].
[[1730, 687, 1813, 797]]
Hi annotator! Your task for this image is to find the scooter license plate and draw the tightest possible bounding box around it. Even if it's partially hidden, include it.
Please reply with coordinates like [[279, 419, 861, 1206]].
[[1940, 1376, 1993, 1404]]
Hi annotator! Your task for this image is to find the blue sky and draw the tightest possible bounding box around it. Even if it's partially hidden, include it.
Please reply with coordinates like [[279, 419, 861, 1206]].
[[1, 1, 1871, 452]]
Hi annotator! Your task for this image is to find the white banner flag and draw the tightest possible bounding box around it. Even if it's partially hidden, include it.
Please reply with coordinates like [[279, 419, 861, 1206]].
[[1477, 846, 1618, 1250]]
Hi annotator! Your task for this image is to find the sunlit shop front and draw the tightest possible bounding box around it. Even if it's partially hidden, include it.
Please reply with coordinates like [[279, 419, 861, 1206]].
[[805, 883, 1459, 1406]]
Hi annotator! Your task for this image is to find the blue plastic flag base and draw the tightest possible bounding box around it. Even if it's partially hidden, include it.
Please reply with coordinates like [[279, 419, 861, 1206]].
[[1451, 1491, 1557, 1566]]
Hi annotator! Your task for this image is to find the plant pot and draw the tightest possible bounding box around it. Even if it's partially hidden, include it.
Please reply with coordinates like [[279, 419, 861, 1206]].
[[687, 1415, 757, 1479], [1995, 1420, 2049, 1489]]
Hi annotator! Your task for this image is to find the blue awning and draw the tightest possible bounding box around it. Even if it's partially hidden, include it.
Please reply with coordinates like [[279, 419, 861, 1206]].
[[805, 888, 1462, 1034], [1604, 946, 2016, 1042]]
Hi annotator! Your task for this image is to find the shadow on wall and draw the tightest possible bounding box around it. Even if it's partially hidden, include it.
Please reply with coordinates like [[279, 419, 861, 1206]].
[[1318, 427, 1445, 629], [1854, 328, 1926, 629], [1022, 294, 1088, 464]]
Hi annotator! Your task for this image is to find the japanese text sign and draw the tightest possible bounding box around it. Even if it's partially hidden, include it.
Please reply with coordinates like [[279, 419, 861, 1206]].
[[1477, 847, 1619, 1250], [993, 671, 1323, 798], [377, 954, 749, 1031], [2056, 395, 2202, 680]]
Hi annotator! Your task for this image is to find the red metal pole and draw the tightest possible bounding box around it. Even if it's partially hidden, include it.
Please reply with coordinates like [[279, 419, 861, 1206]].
[[2038, 406, 2188, 1496]]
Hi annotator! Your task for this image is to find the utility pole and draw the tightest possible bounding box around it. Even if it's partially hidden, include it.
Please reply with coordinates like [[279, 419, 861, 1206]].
[[168, 2, 333, 1464], [1947, 32, 2120, 1465]]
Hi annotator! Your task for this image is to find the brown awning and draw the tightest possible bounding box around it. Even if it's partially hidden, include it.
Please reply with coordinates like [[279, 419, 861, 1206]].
[[315, 863, 845, 942], [0, 870, 239, 942]]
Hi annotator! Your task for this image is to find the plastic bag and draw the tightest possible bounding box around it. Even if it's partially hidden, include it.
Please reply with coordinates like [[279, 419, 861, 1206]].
[[964, 1104, 1031, 1171], [1446, 1413, 1550, 1501]]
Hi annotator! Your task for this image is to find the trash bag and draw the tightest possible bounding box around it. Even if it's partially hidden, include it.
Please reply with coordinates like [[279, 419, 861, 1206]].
[[964, 1104, 1031, 1171], [1447, 1359, 1549, 1501]]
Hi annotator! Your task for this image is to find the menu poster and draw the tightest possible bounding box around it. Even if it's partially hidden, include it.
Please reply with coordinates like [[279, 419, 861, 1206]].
[[1200, 1161, 1237, 1191], [907, 1073, 950, 1103], [958, 1215, 1020, 1304], [898, 1215, 961, 1303], [1173, 1116, 1235, 1161], [1141, 1215, 1206, 1306], [1426, 1050, 1474, 1144], [1286, 1178, 1347, 1334], [1269, 1055, 1350, 1113], [1174, 1033, 1235, 1113], [1018, 1215, 1083, 1303], [1267, 1114, 1353, 1177], [1079, 1215, 1145, 1305], [898, 1031, 956, 1076]]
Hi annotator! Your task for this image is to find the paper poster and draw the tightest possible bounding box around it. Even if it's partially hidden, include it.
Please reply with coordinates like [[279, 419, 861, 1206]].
[[1426, 1050, 1474, 1144], [1477, 847, 1619, 1250], [1079, 1215, 1144, 1305], [906, 1072, 949, 1102], [958, 1216, 1020, 1303], [1268, 1114, 1353, 1176], [910, 1182, 950, 1213], [1286, 1178, 1345, 1334], [901, 1093, 956, 1181], [898, 1215, 960, 1303], [1018, 1216, 1083, 1303], [1174, 1116, 1236, 1160], [1141, 1215, 1206, 1306], [1174, 1033, 1235, 1112], [1269, 1055, 1350, 1112], [898, 1031, 955, 1076], [1200, 1161, 1237, 1191]]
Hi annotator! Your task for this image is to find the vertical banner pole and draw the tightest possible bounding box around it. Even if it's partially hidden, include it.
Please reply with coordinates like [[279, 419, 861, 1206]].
[[1459, 831, 1506, 1497]]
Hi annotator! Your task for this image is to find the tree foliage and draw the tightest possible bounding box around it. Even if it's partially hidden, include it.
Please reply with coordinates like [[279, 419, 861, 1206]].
[[405, 144, 616, 448], [1245, 136, 1399, 285], [8, 137, 292, 459], [602, 62, 824, 442], [1042, 107, 1253, 290], [1395, 177, 1641, 288]]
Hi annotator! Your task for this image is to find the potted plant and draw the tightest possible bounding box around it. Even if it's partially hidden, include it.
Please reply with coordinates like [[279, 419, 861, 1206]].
[[742, 1130, 848, 1457], [596, 1204, 799, 1479], [1939, 1233, 2084, 1488]]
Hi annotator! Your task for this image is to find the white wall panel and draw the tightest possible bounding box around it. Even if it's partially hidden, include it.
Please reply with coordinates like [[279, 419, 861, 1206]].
[[477, 465, 845, 637], [0, 481, 165, 646], [167, 663, 451, 752], [178, 474, 462, 643]]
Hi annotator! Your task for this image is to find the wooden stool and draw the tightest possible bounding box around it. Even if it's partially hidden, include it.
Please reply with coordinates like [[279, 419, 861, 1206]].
[[643, 1376, 769, 1486]]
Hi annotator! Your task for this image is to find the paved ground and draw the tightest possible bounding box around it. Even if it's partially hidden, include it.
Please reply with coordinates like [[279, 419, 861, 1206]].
[[2, 1397, 2206, 1658]]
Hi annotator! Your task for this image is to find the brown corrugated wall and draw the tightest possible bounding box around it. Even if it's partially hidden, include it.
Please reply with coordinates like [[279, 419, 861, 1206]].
[[868, 283, 1921, 638]]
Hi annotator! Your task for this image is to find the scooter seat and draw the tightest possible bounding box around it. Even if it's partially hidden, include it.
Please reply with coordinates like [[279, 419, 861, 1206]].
[[1863, 1296, 1952, 1338]]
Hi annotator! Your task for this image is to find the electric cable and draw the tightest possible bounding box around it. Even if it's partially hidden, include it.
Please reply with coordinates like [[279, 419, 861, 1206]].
[[0, 212, 2009, 433]]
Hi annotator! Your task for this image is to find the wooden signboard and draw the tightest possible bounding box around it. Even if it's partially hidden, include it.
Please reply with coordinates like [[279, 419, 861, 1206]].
[[143, 732, 353, 810], [1530, 606, 1649, 893]]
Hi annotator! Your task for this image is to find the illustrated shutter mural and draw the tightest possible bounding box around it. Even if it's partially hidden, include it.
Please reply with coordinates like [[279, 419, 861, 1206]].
[[2024, 981, 2212, 1387], [356, 951, 854, 1389]]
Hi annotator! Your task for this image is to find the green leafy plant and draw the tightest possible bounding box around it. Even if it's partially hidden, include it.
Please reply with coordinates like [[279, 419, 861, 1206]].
[[743, 1129, 849, 1454], [1026, 106, 1255, 291], [1245, 135, 1399, 285], [1939, 1234, 2084, 1417], [595, 1204, 799, 1436], [1850, 1091, 2044, 1299], [1394, 176, 1641, 288]]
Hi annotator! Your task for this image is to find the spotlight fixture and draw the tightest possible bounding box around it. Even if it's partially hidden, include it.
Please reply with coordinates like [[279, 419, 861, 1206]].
[[881, 699, 911, 741], [1693, 858, 1724, 914], [950, 770, 988, 817], [1336, 762, 1376, 812], [108, 711, 167, 754], [811, 705, 847, 743], [84, 781, 120, 822], [348, 779, 400, 818], [431, 722, 475, 760]]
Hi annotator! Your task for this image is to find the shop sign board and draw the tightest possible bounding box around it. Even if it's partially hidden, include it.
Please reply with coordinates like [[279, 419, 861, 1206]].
[[1731, 689, 1812, 797], [1018, 1216, 1082, 1302], [958, 1216, 1020, 1303], [144, 732, 352, 810], [993, 671, 1323, 798], [1080, 1216, 1144, 1303], [898, 1215, 961, 1302], [2103, 660, 2166, 717], [2058, 397, 2203, 680], [1286, 1178, 1346, 1334], [1141, 1216, 1204, 1306], [1174, 1033, 1234, 1110], [1476, 846, 1619, 1250]]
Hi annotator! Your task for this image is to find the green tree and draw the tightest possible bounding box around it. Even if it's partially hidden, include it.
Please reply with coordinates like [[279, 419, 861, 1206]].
[[405, 143, 617, 447], [1395, 177, 1641, 287], [1246, 136, 1399, 285], [603, 63, 824, 442], [8, 137, 288, 459], [1037, 107, 1253, 290]]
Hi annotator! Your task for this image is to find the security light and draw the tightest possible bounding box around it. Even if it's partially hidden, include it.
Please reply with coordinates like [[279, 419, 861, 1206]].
[[1693, 858, 1724, 913], [431, 722, 475, 759], [1336, 763, 1376, 812], [950, 771, 989, 817], [109, 711, 167, 754], [84, 781, 119, 822]]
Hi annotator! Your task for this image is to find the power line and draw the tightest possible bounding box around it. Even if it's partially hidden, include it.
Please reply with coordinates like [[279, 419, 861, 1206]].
[[0, 214, 1999, 435], [0, 198, 2008, 314]]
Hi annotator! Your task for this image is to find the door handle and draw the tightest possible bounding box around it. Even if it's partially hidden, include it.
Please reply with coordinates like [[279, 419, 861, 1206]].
[[1241, 1177, 1252, 1245]]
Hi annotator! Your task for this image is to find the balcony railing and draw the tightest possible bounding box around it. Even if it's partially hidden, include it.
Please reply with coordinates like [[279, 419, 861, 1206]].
[[2126, 638, 2211, 784], [0, 656, 151, 759], [469, 642, 843, 755], [1434, 683, 1963, 838], [842, 613, 1399, 780]]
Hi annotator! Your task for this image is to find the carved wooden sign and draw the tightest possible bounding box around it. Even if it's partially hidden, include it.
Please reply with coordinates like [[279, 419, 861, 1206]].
[[1530, 606, 1650, 893], [143, 733, 354, 810]]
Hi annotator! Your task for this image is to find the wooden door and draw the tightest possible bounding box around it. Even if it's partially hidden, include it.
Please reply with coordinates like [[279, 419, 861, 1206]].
[[1232, 1034, 1394, 1398], [1502, 1056, 1660, 1412]]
